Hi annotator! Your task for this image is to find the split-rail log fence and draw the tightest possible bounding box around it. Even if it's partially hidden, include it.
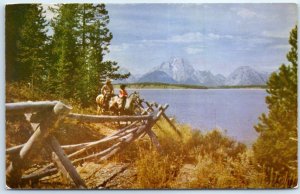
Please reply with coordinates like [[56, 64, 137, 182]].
[[6, 100, 180, 189]]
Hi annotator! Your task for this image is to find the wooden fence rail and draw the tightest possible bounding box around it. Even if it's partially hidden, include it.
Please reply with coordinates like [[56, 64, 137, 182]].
[[5, 100, 176, 189], [6, 101, 61, 114], [67, 113, 152, 122]]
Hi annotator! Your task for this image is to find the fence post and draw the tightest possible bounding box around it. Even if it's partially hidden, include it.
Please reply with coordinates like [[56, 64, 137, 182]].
[[144, 101, 181, 137], [47, 135, 86, 188], [6, 102, 71, 188]]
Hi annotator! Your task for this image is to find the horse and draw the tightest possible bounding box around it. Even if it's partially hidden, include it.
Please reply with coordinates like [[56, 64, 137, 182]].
[[122, 91, 141, 115], [96, 92, 140, 115], [96, 94, 106, 114]]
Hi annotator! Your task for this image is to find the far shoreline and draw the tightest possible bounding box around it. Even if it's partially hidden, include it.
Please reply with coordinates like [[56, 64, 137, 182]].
[[113, 82, 267, 90], [126, 88, 267, 91]]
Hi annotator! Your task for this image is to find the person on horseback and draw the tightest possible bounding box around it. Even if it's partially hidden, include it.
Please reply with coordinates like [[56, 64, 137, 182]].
[[101, 78, 114, 110], [119, 84, 128, 111]]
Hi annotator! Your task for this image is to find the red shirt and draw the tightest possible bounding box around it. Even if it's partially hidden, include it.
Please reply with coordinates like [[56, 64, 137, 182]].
[[119, 89, 128, 97]]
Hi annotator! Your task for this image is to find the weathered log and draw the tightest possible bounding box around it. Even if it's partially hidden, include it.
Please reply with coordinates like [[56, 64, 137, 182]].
[[74, 121, 151, 163], [138, 103, 167, 130], [67, 113, 152, 122], [6, 121, 140, 155], [72, 125, 146, 164], [144, 115, 162, 152], [6, 102, 71, 188], [52, 152, 71, 184], [141, 104, 169, 152], [6, 101, 60, 115], [20, 125, 146, 183], [103, 130, 148, 160], [161, 112, 182, 137], [153, 104, 168, 121], [61, 120, 141, 152], [138, 103, 152, 114], [146, 127, 162, 152], [68, 127, 139, 159], [6, 144, 24, 155], [95, 163, 130, 189], [20, 121, 151, 183], [19, 123, 143, 182], [145, 101, 181, 137], [46, 136, 86, 189], [72, 142, 123, 165], [7, 105, 150, 156], [21, 167, 58, 183], [12, 102, 165, 185], [10, 123, 142, 184], [6, 113, 42, 155], [19, 102, 71, 159]]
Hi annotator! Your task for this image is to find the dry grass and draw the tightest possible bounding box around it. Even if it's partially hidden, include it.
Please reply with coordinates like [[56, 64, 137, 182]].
[[116, 118, 297, 189]]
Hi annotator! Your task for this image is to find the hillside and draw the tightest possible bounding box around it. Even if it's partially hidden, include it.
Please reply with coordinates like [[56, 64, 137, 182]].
[[5, 83, 296, 189]]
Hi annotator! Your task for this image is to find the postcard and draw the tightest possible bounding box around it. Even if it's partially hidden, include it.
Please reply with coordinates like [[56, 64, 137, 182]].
[[5, 2, 298, 189]]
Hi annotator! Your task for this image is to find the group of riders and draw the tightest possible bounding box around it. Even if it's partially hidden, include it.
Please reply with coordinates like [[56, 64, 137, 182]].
[[100, 78, 128, 112]]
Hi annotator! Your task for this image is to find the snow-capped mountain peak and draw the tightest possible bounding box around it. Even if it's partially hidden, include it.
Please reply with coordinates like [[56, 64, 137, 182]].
[[154, 57, 195, 82], [225, 66, 268, 86], [139, 57, 227, 86], [135, 58, 270, 86]]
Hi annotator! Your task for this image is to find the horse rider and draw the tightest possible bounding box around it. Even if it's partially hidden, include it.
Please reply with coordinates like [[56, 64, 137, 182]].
[[101, 78, 114, 110], [119, 84, 128, 111]]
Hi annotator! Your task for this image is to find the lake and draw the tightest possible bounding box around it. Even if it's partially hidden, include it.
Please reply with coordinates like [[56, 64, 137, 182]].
[[128, 89, 268, 144]]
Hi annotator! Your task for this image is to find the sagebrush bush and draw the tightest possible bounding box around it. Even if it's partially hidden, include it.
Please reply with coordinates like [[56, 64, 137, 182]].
[[134, 150, 181, 189]]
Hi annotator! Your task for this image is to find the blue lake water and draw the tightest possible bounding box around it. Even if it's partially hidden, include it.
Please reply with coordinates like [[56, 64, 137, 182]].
[[128, 89, 268, 144]]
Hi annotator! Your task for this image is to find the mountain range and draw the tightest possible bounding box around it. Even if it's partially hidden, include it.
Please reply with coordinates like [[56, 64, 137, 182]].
[[117, 57, 270, 86]]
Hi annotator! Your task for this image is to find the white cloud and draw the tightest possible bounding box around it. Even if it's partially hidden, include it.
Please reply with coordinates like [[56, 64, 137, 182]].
[[140, 32, 204, 44], [231, 7, 261, 19], [238, 9, 257, 18], [168, 32, 204, 43], [249, 37, 273, 45], [167, 32, 232, 43], [110, 43, 130, 52], [222, 35, 274, 52], [224, 35, 234, 39], [262, 30, 289, 39], [271, 44, 290, 50], [207, 33, 220, 40], [185, 47, 203, 54]]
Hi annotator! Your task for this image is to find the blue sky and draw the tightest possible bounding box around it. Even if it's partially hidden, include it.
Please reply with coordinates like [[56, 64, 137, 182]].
[[104, 3, 298, 76]]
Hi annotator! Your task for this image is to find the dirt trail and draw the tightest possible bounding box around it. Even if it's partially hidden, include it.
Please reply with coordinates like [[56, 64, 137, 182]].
[[77, 162, 135, 188]]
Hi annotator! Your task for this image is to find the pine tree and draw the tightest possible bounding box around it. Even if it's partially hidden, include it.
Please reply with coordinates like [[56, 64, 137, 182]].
[[6, 4, 27, 82], [5, 4, 47, 81], [15, 4, 49, 93], [51, 3, 129, 105], [253, 26, 297, 185], [77, 3, 130, 106], [75, 4, 99, 105], [50, 4, 81, 99]]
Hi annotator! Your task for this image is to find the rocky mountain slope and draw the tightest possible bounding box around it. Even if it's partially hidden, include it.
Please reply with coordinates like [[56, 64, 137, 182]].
[[225, 66, 268, 86], [138, 57, 228, 86], [119, 57, 270, 86]]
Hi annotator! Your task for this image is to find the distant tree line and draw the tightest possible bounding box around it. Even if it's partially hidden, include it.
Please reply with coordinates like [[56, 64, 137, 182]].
[[6, 4, 129, 106]]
